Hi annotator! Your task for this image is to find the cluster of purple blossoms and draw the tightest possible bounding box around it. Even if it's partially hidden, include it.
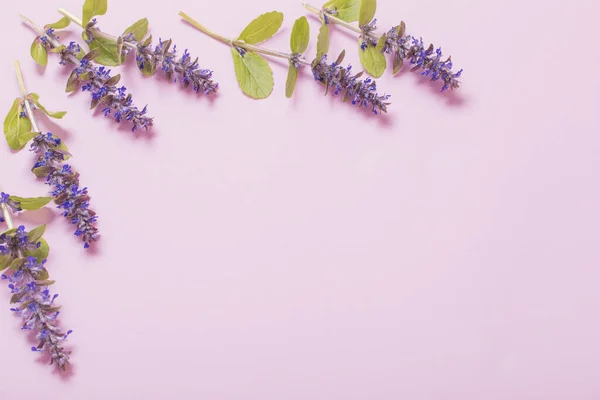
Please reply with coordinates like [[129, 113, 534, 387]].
[[31, 133, 99, 248], [41, 29, 153, 132], [346, 15, 463, 92], [311, 52, 391, 114], [0, 192, 22, 222], [0, 227, 72, 370], [85, 19, 218, 95]]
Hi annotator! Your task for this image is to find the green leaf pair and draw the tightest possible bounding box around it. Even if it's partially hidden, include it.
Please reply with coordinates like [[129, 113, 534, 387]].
[[285, 17, 310, 98], [86, 18, 149, 67], [3, 95, 67, 151], [231, 11, 283, 99], [9, 196, 53, 211]]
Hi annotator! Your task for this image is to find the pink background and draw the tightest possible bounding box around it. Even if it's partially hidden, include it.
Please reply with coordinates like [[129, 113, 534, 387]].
[[1, 0, 599, 398]]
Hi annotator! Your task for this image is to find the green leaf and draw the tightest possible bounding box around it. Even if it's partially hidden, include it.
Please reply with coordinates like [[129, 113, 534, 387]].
[[392, 51, 403, 75], [4, 98, 32, 150], [0, 254, 12, 271], [32, 166, 52, 179], [18, 131, 40, 147], [394, 21, 406, 38], [35, 268, 49, 281], [358, 40, 386, 78], [323, 0, 361, 22], [285, 64, 299, 98], [11, 196, 53, 211], [28, 93, 67, 119], [30, 37, 48, 67], [231, 48, 274, 99], [9, 258, 26, 271], [26, 225, 46, 243], [88, 37, 121, 66], [290, 16, 310, 54], [45, 16, 71, 30], [36, 280, 55, 286], [316, 23, 330, 56], [123, 18, 149, 41], [66, 70, 81, 93], [82, 0, 108, 26], [23, 237, 49, 263], [237, 11, 283, 45], [359, 0, 377, 26]]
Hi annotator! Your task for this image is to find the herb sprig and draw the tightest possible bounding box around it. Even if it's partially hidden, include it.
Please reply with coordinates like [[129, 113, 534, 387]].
[[57, 1, 218, 95], [179, 11, 391, 114], [303, 0, 462, 91], [3, 61, 100, 249], [0, 192, 73, 370], [21, 14, 153, 132]]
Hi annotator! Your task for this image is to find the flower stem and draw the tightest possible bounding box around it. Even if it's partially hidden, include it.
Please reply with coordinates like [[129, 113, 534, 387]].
[[14, 61, 41, 133], [58, 8, 137, 51], [179, 11, 310, 66], [302, 3, 377, 40], [1, 201, 14, 230]]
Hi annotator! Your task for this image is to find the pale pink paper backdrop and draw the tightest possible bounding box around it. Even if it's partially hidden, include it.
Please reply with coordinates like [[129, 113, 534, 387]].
[[0, 0, 599, 398]]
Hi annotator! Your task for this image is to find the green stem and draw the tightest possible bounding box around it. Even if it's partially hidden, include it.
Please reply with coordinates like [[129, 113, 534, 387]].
[[1, 201, 14, 230], [302, 2, 378, 40], [14, 61, 40, 133], [58, 8, 137, 51], [179, 11, 311, 66]]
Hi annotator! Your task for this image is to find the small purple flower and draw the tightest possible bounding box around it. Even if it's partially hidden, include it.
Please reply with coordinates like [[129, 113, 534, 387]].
[[83, 19, 218, 95], [0, 233, 72, 370], [30, 133, 99, 249], [0, 192, 23, 223], [39, 30, 153, 132], [311, 53, 391, 115]]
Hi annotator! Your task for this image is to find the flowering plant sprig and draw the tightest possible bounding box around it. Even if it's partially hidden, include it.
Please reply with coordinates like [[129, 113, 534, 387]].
[[22, 15, 153, 132], [56, 0, 218, 95], [3, 61, 99, 249], [0, 192, 73, 370], [179, 11, 391, 114], [303, 0, 462, 91]]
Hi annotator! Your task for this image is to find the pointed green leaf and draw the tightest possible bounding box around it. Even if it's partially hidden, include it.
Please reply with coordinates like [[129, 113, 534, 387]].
[[9, 258, 26, 271], [323, 0, 361, 22], [316, 23, 330, 56], [11, 196, 53, 211], [285, 64, 299, 98], [66, 70, 79, 93], [358, 40, 386, 78], [290, 16, 310, 54], [26, 225, 46, 243], [231, 48, 274, 99], [392, 50, 403, 75], [35, 268, 50, 281], [23, 237, 49, 263], [28, 93, 67, 119], [36, 280, 55, 286], [88, 37, 121, 66], [237, 11, 283, 45], [30, 37, 48, 67], [359, 0, 377, 26], [0, 254, 13, 271], [32, 166, 53, 179], [123, 18, 149, 41], [82, 0, 108, 26], [45, 16, 71, 30], [4, 98, 32, 150], [18, 131, 41, 147]]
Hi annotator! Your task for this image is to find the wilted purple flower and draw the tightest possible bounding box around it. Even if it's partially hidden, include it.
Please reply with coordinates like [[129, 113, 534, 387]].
[[85, 19, 218, 95], [311, 52, 391, 115], [30, 133, 99, 249], [0, 231, 72, 371], [40, 29, 153, 132]]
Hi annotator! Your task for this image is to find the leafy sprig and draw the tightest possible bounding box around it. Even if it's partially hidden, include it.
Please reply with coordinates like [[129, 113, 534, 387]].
[[0, 193, 72, 370], [179, 11, 391, 114], [3, 61, 100, 249], [303, 0, 462, 91], [58, 1, 218, 95], [22, 14, 153, 132]]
